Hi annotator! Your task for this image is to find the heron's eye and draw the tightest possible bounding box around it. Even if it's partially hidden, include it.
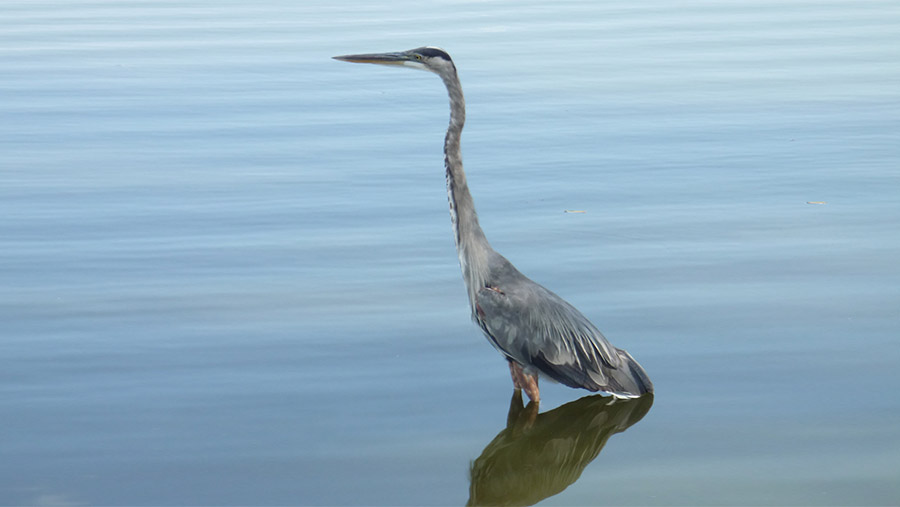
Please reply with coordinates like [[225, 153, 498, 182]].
[[414, 54, 423, 61]]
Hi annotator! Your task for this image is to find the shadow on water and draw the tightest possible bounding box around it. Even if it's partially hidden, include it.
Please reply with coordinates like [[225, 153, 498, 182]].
[[467, 392, 654, 506]]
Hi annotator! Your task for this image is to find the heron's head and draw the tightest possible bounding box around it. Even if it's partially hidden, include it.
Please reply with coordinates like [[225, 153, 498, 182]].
[[333, 46, 456, 77]]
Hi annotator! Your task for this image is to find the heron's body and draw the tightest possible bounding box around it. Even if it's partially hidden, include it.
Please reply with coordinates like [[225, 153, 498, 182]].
[[334, 47, 652, 401]]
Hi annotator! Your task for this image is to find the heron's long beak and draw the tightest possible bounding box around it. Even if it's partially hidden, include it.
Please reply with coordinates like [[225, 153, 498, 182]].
[[332, 51, 410, 66]]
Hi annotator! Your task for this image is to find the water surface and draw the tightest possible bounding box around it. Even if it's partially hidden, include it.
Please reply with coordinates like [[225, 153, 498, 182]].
[[2, 0, 899, 505]]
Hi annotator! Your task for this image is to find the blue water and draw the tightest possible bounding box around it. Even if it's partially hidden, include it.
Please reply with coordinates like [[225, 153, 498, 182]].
[[2, 0, 899, 505]]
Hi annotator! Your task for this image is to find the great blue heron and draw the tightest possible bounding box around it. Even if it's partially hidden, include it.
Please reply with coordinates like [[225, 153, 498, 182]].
[[334, 47, 653, 402]]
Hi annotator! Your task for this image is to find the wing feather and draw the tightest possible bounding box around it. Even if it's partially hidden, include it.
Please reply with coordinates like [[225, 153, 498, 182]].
[[475, 270, 652, 396]]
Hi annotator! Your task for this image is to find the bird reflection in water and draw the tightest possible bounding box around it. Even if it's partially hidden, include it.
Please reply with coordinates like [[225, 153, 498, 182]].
[[467, 392, 653, 506]]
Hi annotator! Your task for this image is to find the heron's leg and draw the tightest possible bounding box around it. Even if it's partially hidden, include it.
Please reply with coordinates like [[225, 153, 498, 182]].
[[508, 360, 540, 403], [521, 373, 540, 404], [508, 360, 524, 389]]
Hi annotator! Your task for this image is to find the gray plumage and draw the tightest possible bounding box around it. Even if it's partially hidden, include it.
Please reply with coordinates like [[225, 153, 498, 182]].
[[334, 47, 652, 400]]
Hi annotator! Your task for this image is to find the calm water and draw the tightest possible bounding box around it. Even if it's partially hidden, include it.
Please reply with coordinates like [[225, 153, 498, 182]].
[[2, 0, 899, 505]]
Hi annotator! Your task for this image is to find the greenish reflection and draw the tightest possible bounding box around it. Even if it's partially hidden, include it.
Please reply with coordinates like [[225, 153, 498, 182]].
[[467, 392, 653, 506]]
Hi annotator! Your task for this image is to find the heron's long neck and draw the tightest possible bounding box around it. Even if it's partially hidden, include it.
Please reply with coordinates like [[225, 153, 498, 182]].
[[441, 71, 491, 310]]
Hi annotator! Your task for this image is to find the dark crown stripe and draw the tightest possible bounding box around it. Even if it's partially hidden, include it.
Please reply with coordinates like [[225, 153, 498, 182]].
[[418, 46, 451, 61]]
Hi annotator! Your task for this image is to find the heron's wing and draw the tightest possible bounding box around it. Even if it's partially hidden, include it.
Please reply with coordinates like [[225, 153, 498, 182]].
[[475, 278, 623, 390]]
